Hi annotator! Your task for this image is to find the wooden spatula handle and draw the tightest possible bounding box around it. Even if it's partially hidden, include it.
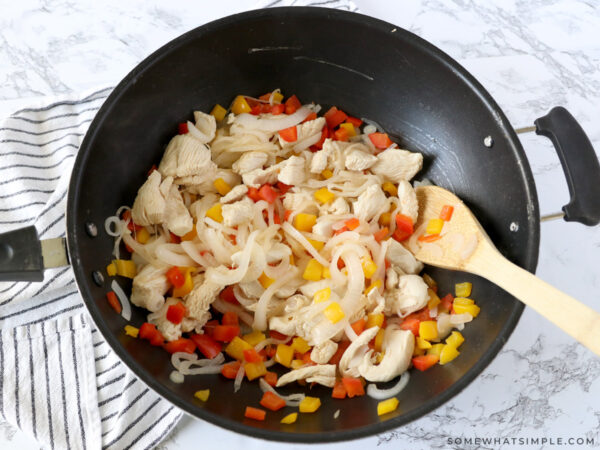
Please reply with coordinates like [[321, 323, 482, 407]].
[[484, 256, 600, 357]]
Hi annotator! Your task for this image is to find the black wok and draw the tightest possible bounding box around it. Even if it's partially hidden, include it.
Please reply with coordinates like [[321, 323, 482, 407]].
[[1, 7, 599, 443]]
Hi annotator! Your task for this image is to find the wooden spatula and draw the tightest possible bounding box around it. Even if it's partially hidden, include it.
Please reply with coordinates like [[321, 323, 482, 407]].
[[405, 185, 600, 357]]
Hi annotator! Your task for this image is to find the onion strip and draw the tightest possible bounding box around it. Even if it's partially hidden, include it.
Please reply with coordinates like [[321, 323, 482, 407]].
[[366, 371, 410, 400], [111, 279, 132, 321]]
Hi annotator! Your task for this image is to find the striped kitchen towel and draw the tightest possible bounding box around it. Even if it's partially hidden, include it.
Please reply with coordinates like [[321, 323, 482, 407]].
[[0, 87, 182, 450]]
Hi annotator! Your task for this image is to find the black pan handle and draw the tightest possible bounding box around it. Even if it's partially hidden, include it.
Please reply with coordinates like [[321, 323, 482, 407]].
[[0, 226, 44, 282], [534, 107, 600, 226]]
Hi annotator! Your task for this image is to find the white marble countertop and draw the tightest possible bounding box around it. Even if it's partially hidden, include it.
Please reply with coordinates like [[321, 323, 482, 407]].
[[1, 0, 599, 449]]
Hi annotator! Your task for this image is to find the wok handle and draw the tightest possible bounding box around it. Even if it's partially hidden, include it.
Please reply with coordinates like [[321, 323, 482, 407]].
[[534, 107, 600, 226], [0, 226, 44, 282]]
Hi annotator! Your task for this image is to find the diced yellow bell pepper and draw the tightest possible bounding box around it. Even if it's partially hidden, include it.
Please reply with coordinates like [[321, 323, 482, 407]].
[[426, 218, 444, 235], [242, 330, 266, 347], [313, 287, 331, 303], [225, 336, 253, 361], [322, 266, 331, 279], [136, 228, 150, 244], [455, 282, 473, 298], [377, 398, 399, 416], [453, 297, 474, 306], [289, 253, 295, 266], [181, 224, 197, 242], [276, 156, 285, 164], [299, 396, 321, 413], [321, 169, 333, 179], [374, 328, 385, 352], [291, 359, 304, 370], [272, 92, 284, 103], [206, 203, 223, 223], [106, 262, 117, 277], [427, 343, 445, 357], [445, 331, 465, 348], [275, 344, 294, 368], [452, 303, 480, 318], [323, 302, 345, 324], [379, 212, 392, 227], [231, 95, 251, 115], [422, 273, 437, 290], [382, 182, 398, 197], [258, 272, 275, 289], [364, 279, 382, 295], [361, 257, 377, 279], [366, 313, 384, 329], [291, 337, 311, 354], [213, 178, 232, 196], [307, 238, 325, 251], [173, 268, 194, 297], [294, 213, 317, 231], [245, 361, 267, 380], [427, 288, 441, 309], [210, 104, 227, 121], [419, 321, 438, 341], [416, 336, 432, 349], [112, 259, 137, 278], [303, 259, 323, 281], [314, 187, 335, 204], [194, 389, 210, 402], [413, 346, 425, 356], [124, 325, 139, 338], [339, 122, 356, 137], [439, 344, 460, 365], [280, 412, 298, 424]]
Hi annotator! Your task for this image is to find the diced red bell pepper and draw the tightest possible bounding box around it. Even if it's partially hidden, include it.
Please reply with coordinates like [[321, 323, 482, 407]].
[[263, 371, 278, 387], [169, 232, 181, 244], [345, 116, 363, 128], [310, 127, 328, 151], [121, 210, 142, 232], [337, 258, 346, 270], [384, 258, 391, 269], [373, 227, 389, 243], [190, 333, 222, 359], [392, 214, 414, 242], [271, 103, 285, 115], [440, 294, 454, 313], [166, 267, 185, 288], [334, 226, 349, 236], [265, 345, 277, 359], [324, 106, 348, 128], [333, 127, 349, 142], [412, 354, 439, 371], [368, 132, 393, 149], [250, 104, 261, 115], [300, 351, 315, 366], [106, 291, 121, 314], [439, 205, 454, 221], [284, 95, 301, 115], [221, 361, 241, 379], [221, 311, 239, 326], [178, 122, 189, 134], [259, 93, 272, 101], [147, 164, 157, 177], [277, 181, 292, 195], [284, 210, 293, 222], [400, 317, 420, 336], [166, 302, 187, 324], [344, 218, 360, 230], [219, 286, 239, 304], [212, 325, 240, 342], [329, 341, 350, 365], [243, 348, 262, 363], [244, 406, 266, 421], [138, 322, 164, 346], [350, 318, 366, 336], [260, 391, 286, 411], [279, 126, 298, 142], [302, 111, 317, 123], [407, 307, 432, 322], [247, 187, 261, 202], [269, 330, 288, 341], [258, 184, 279, 203], [332, 379, 347, 399], [203, 319, 219, 338], [272, 213, 281, 225], [341, 377, 365, 398], [418, 234, 442, 243], [163, 338, 196, 354]]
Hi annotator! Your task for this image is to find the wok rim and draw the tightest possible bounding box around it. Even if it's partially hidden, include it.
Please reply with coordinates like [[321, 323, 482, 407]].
[[66, 6, 539, 443]]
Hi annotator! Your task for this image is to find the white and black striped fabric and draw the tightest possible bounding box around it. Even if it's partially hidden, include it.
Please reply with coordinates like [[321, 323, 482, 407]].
[[0, 87, 182, 450]]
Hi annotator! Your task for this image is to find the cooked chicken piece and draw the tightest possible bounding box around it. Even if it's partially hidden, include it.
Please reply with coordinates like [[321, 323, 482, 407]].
[[185, 274, 222, 326], [277, 155, 306, 186], [221, 197, 254, 227], [282, 192, 319, 215], [311, 215, 340, 238], [352, 184, 387, 221], [298, 279, 333, 299], [344, 148, 378, 171], [366, 288, 385, 314], [310, 340, 338, 364], [130, 264, 169, 312], [241, 165, 279, 187], [158, 134, 216, 178], [179, 169, 239, 195], [370, 148, 423, 183], [147, 298, 197, 341], [191, 111, 216, 144], [276, 364, 336, 388], [339, 326, 379, 378], [385, 266, 401, 290], [131, 170, 167, 226], [397, 180, 419, 222], [279, 118, 326, 149], [283, 294, 310, 314], [164, 185, 194, 236], [321, 139, 347, 171], [237, 280, 264, 299], [324, 197, 349, 215], [269, 314, 297, 336], [384, 274, 429, 317], [358, 326, 414, 382], [386, 239, 423, 274], [310, 148, 329, 173], [189, 193, 218, 219], [220, 184, 248, 204], [232, 151, 268, 175]]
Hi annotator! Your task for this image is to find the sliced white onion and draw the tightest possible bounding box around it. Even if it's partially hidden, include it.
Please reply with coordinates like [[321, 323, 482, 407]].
[[258, 378, 305, 407], [334, 409, 340, 419], [110, 279, 132, 321], [104, 216, 123, 237], [122, 233, 164, 267], [366, 371, 410, 400], [212, 298, 255, 327], [234, 363, 245, 392], [449, 313, 473, 325], [170, 370, 184, 383], [234, 106, 312, 132], [206, 231, 258, 285], [254, 337, 291, 352], [253, 270, 296, 331], [429, 306, 438, 318], [361, 117, 384, 132], [282, 222, 329, 267], [155, 244, 197, 267], [180, 241, 213, 267], [344, 323, 358, 342]]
